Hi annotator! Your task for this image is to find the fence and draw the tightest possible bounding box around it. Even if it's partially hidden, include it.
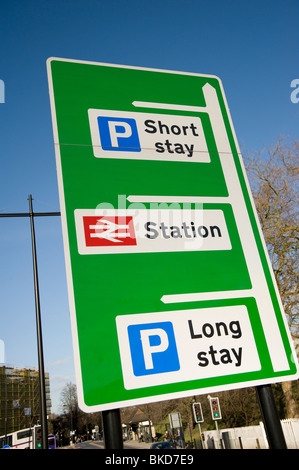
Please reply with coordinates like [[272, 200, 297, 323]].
[[202, 419, 299, 449]]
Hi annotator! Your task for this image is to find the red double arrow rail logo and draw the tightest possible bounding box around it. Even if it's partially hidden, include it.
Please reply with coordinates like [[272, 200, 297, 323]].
[[83, 216, 137, 247]]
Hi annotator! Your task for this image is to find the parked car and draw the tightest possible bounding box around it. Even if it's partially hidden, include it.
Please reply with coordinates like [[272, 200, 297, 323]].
[[150, 441, 175, 449]]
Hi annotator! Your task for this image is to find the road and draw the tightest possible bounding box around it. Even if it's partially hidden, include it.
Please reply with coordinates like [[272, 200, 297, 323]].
[[62, 439, 152, 450]]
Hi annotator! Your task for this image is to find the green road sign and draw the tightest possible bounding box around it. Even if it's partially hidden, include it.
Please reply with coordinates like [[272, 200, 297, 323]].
[[47, 58, 298, 412]]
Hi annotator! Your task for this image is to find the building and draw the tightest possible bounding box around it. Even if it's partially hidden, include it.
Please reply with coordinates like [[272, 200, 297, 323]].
[[122, 407, 155, 442], [0, 366, 51, 436]]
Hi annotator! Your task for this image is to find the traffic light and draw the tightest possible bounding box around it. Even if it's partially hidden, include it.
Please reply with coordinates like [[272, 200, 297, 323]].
[[34, 425, 42, 449], [209, 397, 221, 420], [192, 402, 204, 423]]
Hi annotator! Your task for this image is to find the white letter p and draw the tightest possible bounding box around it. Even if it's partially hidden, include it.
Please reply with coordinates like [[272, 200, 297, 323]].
[[108, 121, 132, 147], [140, 328, 169, 370]]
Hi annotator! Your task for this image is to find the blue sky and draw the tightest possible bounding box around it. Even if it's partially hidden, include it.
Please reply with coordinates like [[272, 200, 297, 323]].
[[0, 0, 298, 415]]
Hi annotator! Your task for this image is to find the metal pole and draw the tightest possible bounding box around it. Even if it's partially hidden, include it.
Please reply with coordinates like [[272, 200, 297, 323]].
[[0, 211, 60, 218], [28, 195, 48, 449], [102, 409, 123, 449], [256, 384, 287, 449], [4, 374, 7, 445]]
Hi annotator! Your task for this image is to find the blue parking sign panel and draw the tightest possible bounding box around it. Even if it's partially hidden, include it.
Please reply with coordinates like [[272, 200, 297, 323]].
[[97, 116, 141, 152], [128, 322, 180, 376]]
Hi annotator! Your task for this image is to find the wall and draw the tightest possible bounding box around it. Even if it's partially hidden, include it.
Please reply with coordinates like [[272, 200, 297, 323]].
[[202, 419, 299, 449]]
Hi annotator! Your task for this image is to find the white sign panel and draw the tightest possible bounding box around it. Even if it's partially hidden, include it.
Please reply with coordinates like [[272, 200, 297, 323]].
[[75, 208, 231, 255], [116, 305, 261, 390], [88, 109, 210, 162]]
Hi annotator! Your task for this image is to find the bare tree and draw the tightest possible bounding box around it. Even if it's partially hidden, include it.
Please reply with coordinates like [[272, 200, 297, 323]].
[[60, 382, 78, 414], [245, 139, 299, 332], [245, 138, 299, 417], [59, 382, 78, 434]]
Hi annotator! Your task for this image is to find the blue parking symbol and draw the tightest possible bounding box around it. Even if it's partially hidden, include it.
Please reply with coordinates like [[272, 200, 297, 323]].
[[97, 116, 141, 152], [127, 322, 180, 376]]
